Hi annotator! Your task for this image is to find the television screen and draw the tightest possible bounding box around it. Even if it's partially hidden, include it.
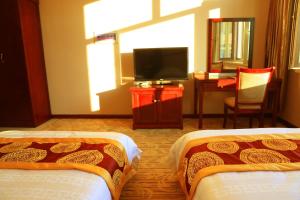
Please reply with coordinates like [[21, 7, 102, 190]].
[[133, 47, 188, 81]]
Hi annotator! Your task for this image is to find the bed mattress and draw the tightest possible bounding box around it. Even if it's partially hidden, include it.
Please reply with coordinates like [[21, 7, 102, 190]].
[[169, 128, 300, 200], [0, 131, 141, 200]]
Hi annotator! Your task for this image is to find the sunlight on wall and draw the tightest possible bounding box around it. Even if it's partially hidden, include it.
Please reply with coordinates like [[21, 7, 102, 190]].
[[83, 0, 152, 40], [209, 8, 221, 18], [160, 0, 203, 16], [86, 40, 116, 112], [84, 0, 152, 112], [119, 15, 195, 73]]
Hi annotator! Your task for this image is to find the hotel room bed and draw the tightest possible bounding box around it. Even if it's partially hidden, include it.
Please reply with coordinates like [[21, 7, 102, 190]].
[[169, 128, 300, 200], [0, 131, 141, 200]]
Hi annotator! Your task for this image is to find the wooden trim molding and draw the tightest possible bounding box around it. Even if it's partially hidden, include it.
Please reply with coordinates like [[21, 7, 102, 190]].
[[51, 114, 132, 119], [183, 114, 224, 118], [52, 114, 221, 119], [277, 117, 298, 128], [52, 113, 277, 119]]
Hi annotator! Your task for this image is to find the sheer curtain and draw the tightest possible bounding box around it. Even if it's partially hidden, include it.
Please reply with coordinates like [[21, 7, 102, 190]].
[[265, 0, 299, 107]]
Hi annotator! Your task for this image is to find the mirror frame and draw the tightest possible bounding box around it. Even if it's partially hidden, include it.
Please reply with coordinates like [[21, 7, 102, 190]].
[[207, 18, 255, 72]]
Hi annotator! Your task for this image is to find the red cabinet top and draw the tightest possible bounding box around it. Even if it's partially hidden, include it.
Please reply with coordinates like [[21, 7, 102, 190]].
[[130, 84, 184, 92]]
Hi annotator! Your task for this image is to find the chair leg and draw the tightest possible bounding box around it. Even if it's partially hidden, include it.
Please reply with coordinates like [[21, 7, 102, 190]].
[[249, 115, 254, 128], [223, 105, 228, 128], [259, 112, 264, 128]]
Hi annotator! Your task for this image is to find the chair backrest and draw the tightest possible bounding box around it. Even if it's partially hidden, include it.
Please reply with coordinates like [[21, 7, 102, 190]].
[[235, 67, 274, 107]]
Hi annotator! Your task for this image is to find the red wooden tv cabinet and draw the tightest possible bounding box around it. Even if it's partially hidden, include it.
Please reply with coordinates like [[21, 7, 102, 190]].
[[130, 85, 184, 129]]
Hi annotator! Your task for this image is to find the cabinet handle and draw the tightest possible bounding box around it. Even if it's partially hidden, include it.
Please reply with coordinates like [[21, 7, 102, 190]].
[[153, 99, 160, 103], [0, 53, 4, 64]]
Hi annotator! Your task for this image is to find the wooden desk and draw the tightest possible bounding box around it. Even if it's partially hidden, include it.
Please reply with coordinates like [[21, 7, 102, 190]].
[[194, 74, 282, 129]]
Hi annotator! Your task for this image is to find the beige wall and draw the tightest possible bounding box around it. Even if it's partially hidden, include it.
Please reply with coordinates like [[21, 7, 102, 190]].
[[39, 0, 270, 115], [281, 69, 300, 127]]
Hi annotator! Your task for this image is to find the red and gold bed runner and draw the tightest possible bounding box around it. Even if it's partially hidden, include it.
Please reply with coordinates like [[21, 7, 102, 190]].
[[0, 137, 132, 200], [178, 134, 300, 200]]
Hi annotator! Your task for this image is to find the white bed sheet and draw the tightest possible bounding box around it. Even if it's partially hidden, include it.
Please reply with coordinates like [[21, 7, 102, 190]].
[[0, 131, 141, 200], [169, 128, 300, 200]]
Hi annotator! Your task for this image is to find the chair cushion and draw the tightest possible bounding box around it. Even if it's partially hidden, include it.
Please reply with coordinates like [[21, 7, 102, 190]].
[[238, 72, 270, 103], [224, 97, 261, 110]]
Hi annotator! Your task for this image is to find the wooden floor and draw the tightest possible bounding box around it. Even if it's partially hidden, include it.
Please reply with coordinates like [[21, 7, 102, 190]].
[[0, 118, 284, 199]]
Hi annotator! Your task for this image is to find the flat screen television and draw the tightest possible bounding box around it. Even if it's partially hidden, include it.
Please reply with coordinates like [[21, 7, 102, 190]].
[[133, 47, 188, 81]]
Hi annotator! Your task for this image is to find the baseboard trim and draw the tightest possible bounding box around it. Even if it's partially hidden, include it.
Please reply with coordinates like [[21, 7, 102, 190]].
[[183, 114, 198, 118], [52, 114, 223, 119], [52, 113, 277, 119], [183, 114, 224, 118], [277, 117, 298, 128], [52, 114, 221, 119], [183, 113, 275, 118], [51, 114, 132, 119]]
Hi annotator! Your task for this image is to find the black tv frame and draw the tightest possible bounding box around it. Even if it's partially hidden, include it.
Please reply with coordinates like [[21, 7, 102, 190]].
[[133, 47, 188, 82]]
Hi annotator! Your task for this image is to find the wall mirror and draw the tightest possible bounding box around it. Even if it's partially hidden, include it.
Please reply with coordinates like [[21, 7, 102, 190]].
[[207, 18, 255, 72]]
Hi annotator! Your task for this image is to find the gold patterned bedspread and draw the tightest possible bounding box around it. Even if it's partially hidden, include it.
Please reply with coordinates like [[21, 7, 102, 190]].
[[178, 134, 300, 200], [0, 138, 132, 200]]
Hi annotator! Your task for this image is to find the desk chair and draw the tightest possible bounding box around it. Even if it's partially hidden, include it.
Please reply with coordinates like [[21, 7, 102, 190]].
[[223, 67, 275, 128]]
